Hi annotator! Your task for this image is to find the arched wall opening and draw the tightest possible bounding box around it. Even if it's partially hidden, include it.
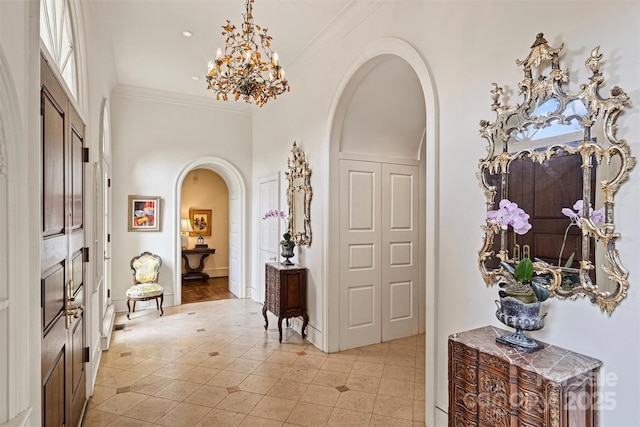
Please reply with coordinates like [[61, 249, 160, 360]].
[[180, 168, 230, 296], [0, 44, 32, 424], [174, 157, 247, 304], [324, 38, 439, 425]]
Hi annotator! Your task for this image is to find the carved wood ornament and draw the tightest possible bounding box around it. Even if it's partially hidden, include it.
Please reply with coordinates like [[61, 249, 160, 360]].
[[285, 142, 312, 246]]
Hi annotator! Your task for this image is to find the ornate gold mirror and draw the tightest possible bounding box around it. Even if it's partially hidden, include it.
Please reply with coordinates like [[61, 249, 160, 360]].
[[478, 33, 635, 314], [286, 142, 312, 246]]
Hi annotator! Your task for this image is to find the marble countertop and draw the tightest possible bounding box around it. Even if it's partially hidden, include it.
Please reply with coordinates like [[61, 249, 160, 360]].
[[450, 325, 602, 383]]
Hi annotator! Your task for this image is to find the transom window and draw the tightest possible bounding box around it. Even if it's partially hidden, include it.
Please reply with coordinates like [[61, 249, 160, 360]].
[[40, 0, 77, 99]]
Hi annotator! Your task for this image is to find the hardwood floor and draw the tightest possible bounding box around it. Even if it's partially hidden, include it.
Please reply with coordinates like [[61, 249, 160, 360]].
[[181, 276, 236, 304]]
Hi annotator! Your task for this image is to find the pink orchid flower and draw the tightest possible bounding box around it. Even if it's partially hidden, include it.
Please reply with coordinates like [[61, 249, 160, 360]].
[[487, 199, 532, 235]]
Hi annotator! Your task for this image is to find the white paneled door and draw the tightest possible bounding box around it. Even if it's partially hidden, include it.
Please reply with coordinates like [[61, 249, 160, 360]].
[[339, 160, 419, 350], [381, 163, 419, 341], [340, 161, 382, 349], [259, 176, 280, 303]]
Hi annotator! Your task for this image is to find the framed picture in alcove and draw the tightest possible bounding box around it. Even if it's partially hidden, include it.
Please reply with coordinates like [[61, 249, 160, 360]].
[[128, 195, 161, 231], [189, 208, 212, 236]]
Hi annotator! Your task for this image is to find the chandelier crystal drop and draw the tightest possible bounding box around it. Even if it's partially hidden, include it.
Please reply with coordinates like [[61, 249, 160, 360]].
[[206, 0, 290, 107]]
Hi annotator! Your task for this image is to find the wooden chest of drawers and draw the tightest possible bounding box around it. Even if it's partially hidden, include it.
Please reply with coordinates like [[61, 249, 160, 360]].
[[262, 262, 309, 343], [448, 326, 601, 427]]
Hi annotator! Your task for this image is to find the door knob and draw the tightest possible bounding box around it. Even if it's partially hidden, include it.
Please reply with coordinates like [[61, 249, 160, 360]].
[[66, 304, 85, 318], [65, 280, 84, 327]]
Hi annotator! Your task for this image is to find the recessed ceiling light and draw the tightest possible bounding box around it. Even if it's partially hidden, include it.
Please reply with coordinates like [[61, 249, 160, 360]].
[[191, 76, 200, 81], [182, 31, 193, 37]]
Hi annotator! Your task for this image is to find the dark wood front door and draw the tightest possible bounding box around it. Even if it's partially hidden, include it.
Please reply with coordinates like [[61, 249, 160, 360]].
[[508, 153, 595, 267], [484, 152, 596, 270], [41, 55, 87, 427]]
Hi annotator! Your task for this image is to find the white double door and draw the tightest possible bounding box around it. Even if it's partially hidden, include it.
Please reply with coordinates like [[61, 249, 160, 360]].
[[258, 176, 280, 303], [339, 159, 420, 350]]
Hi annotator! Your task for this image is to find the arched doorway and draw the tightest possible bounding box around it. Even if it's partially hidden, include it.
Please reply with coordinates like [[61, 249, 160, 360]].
[[0, 44, 31, 424], [324, 38, 439, 424], [180, 168, 234, 303], [174, 157, 247, 304]]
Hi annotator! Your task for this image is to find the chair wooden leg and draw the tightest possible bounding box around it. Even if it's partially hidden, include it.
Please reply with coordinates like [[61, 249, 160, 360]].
[[127, 298, 131, 320], [159, 294, 164, 316]]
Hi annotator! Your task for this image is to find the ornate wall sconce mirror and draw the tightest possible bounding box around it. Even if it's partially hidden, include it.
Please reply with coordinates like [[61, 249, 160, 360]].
[[286, 142, 312, 246], [478, 33, 635, 314]]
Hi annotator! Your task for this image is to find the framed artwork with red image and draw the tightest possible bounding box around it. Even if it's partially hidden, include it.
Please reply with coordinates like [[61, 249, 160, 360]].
[[128, 195, 161, 231]]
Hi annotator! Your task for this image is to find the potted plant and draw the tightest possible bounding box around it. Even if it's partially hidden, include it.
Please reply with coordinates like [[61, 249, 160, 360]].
[[498, 257, 550, 304], [263, 209, 295, 265], [494, 256, 551, 352], [279, 231, 295, 265], [487, 199, 551, 352]]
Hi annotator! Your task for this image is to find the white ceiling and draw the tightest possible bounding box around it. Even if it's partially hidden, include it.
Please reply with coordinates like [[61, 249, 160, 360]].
[[89, 0, 354, 101]]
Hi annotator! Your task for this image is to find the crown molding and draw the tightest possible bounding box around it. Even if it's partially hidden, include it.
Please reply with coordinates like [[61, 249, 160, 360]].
[[111, 84, 252, 115], [287, 0, 388, 71]]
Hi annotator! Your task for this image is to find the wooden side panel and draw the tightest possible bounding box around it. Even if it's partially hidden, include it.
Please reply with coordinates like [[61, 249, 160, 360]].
[[282, 269, 304, 316], [42, 264, 65, 332], [71, 128, 83, 229], [43, 349, 65, 427], [42, 93, 65, 237], [70, 312, 86, 427]]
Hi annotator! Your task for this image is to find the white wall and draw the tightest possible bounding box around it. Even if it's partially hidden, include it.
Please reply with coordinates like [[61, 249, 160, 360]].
[[109, 89, 252, 312], [81, 0, 120, 397], [0, 1, 37, 423], [251, 1, 640, 426], [0, 0, 118, 423]]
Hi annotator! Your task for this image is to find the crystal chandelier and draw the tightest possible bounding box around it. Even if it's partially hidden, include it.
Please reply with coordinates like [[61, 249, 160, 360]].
[[206, 0, 290, 107]]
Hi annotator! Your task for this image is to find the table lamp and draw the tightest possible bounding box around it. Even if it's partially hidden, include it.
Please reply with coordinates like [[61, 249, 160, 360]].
[[180, 218, 194, 249]]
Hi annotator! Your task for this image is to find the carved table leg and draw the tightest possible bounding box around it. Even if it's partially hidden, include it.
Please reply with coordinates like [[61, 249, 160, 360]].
[[262, 304, 268, 330], [301, 312, 309, 339], [278, 315, 284, 343]]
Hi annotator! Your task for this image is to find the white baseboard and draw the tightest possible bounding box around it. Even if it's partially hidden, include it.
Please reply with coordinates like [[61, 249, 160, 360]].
[[435, 404, 448, 426], [0, 408, 33, 427], [101, 304, 116, 350], [203, 267, 228, 277]]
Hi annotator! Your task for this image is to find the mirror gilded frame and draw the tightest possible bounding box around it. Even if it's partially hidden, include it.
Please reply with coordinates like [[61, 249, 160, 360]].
[[286, 142, 312, 246], [478, 33, 635, 314]]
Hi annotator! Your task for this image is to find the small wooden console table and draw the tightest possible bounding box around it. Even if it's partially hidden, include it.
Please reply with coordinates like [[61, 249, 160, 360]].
[[449, 325, 601, 426], [181, 248, 216, 281], [262, 262, 309, 343]]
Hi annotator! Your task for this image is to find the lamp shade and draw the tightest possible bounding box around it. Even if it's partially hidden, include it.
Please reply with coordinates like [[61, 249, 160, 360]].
[[180, 218, 194, 233]]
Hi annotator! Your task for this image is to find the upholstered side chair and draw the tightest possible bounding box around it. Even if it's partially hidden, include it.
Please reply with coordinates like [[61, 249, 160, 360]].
[[126, 251, 164, 319]]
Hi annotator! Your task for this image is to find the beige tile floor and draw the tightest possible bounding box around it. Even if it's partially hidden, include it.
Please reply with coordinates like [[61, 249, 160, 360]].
[[84, 299, 426, 426]]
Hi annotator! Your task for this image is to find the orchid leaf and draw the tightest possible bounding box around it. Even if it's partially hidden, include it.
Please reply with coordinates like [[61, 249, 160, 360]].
[[499, 261, 516, 275], [514, 257, 534, 283], [564, 252, 575, 268], [530, 277, 551, 302]]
